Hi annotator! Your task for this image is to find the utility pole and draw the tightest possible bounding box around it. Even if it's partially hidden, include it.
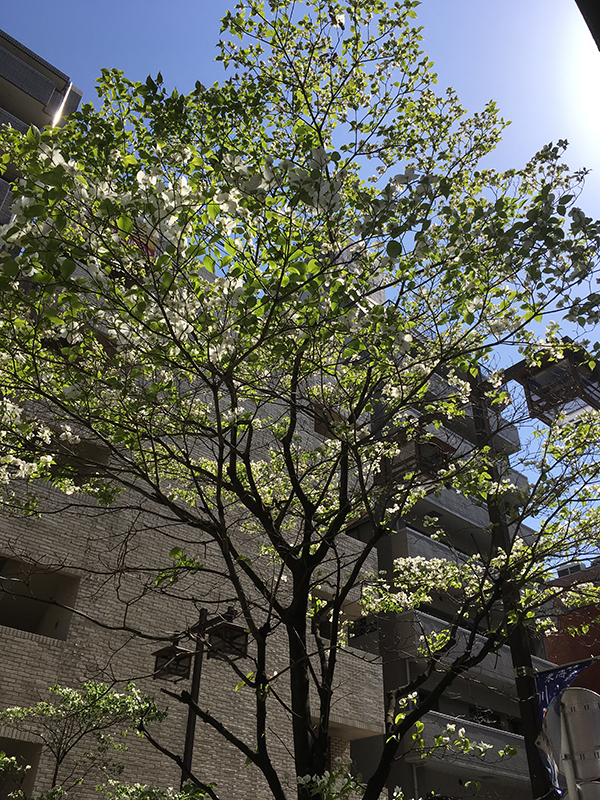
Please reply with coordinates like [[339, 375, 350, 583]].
[[181, 608, 208, 788]]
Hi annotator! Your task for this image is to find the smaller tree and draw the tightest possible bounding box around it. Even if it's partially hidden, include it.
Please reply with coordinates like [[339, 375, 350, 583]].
[[98, 781, 210, 800], [0, 682, 164, 796]]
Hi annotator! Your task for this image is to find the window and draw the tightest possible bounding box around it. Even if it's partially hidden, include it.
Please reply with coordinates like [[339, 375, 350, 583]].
[[348, 615, 378, 639], [0, 558, 78, 640], [312, 590, 379, 653], [51, 436, 111, 480], [0, 736, 41, 799], [556, 561, 583, 578], [348, 615, 379, 654], [387, 436, 454, 481]]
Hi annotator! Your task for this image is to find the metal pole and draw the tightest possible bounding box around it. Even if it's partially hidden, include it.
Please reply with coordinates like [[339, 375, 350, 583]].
[[181, 608, 208, 789], [470, 380, 557, 800], [560, 705, 579, 800]]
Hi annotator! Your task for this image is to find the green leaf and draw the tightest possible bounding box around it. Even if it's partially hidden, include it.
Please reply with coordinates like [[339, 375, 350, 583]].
[[117, 215, 134, 236], [26, 126, 41, 145], [387, 240, 402, 258], [2, 259, 19, 277], [41, 167, 67, 188], [60, 259, 77, 280]]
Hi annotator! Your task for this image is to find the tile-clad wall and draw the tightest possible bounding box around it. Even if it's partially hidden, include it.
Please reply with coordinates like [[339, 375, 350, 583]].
[[0, 106, 28, 134], [0, 493, 384, 798]]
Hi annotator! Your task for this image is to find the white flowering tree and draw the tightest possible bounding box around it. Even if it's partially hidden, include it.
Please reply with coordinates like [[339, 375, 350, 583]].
[[1, 0, 600, 798], [0, 682, 165, 798]]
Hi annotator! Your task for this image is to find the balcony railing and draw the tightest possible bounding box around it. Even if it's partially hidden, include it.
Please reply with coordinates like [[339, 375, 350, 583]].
[[404, 710, 528, 780], [392, 610, 554, 690]]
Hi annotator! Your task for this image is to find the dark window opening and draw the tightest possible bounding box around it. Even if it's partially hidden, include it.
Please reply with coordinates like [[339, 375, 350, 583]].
[[344, 518, 373, 543], [348, 615, 379, 654], [557, 561, 583, 578], [417, 689, 440, 713], [315, 610, 378, 652], [527, 628, 548, 660], [402, 438, 453, 478], [313, 402, 348, 439], [349, 616, 378, 639], [50, 437, 111, 480], [0, 737, 41, 799], [0, 558, 79, 640]]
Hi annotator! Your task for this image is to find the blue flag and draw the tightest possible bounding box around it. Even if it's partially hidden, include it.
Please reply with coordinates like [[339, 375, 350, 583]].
[[535, 659, 594, 796], [535, 659, 593, 719]]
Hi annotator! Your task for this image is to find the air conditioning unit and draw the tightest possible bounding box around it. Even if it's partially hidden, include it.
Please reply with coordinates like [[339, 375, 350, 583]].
[[556, 561, 583, 578]]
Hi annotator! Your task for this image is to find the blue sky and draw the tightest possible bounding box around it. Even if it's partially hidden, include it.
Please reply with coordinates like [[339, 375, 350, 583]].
[[3, 0, 600, 217]]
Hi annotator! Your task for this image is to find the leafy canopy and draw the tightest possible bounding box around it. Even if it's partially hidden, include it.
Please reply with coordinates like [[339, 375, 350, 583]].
[[1, 0, 600, 798]]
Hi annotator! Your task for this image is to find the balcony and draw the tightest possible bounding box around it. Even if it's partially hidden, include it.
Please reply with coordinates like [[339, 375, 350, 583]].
[[404, 710, 528, 782], [404, 487, 537, 557], [403, 526, 468, 563], [0, 29, 82, 131], [427, 374, 521, 456], [392, 610, 553, 691]]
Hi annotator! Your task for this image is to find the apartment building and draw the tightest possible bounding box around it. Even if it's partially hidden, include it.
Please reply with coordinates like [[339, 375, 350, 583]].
[[0, 32, 181, 799], [0, 38, 380, 790], [346, 408, 554, 800], [0, 29, 553, 800], [0, 28, 82, 224]]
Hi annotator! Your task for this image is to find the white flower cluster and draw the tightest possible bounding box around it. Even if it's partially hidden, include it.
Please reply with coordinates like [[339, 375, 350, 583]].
[[0, 454, 52, 483], [221, 152, 275, 205], [486, 370, 504, 389], [446, 371, 472, 402], [38, 142, 79, 177], [286, 148, 345, 212], [435, 723, 493, 758], [0, 399, 24, 426], [58, 425, 81, 445], [296, 765, 357, 799], [391, 166, 417, 185], [220, 407, 247, 426]]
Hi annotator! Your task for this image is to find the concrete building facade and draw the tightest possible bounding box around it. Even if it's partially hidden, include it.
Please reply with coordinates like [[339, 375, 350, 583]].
[[348, 416, 554, 800], [0, 28, 82, 224]]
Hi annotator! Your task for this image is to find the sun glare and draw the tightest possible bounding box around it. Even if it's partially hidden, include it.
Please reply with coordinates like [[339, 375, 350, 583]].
[[561, 10, 600, 167]]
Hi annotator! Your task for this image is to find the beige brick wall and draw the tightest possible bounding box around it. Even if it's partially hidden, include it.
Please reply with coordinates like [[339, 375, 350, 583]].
[[0, 491, 383, 799]]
